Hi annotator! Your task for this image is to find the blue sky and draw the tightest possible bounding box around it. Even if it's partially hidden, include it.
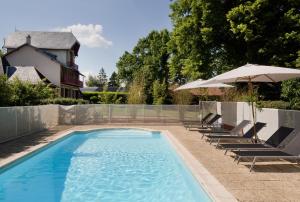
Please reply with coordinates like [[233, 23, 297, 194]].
[[0, 0, 172, 77]]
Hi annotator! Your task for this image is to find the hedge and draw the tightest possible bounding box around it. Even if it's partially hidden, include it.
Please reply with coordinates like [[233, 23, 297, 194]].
[[40, 98, 89, 105], [258, 100, 300, 110], [82, 91, 128, 104]]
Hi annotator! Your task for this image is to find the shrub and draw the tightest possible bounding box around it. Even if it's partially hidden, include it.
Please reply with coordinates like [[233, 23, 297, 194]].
[[281, 79, 300, 109], [172, 90, 194, 105], [82, 91, 128, 104], [152, 80, 167, 104], [0, 75, 12, 106], [9, 78, 55, 106], [257, 100, 299, 110], [127, 80, 146, 104], [40, 98, 88, 105]]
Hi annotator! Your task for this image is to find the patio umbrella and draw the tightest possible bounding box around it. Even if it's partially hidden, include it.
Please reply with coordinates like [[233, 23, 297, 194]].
[[202, 63, 300, 142], [175, 79, 234, 125], [174, 79, 233, 91]]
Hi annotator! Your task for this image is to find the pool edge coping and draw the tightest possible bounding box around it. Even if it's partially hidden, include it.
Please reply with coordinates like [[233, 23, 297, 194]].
[[0, 126, 237, 202], [161, 130, 237, 202]]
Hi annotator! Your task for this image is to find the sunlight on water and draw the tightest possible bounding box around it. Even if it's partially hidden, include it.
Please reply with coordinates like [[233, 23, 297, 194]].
[[0, 129, 211, 202]]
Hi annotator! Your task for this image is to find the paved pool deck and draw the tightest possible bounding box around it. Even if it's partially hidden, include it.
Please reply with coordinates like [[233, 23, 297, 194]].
[[1, 124, 300, 201]]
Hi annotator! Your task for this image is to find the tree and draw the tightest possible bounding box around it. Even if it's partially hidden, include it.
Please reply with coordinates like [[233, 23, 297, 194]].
[[85, 68, 108, 88], [227, 0, 300, 67], [168, 0, 241, 83], [108, 71, 119, 88], [98, 67, 107, 87], [117, 30, 170, 103], [168, 0, 300, 81], [127, 74, 146, 104], [281, 78, 300, 108], [0, 49, 3, 57], [152, 80, 167, 104], [85, 75, 100, 87]]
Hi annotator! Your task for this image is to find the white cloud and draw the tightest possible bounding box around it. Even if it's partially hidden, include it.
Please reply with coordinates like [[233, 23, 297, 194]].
[[55, 24, 112, 48]]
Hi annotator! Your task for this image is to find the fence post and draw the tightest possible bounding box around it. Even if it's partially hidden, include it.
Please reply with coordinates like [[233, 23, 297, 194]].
[[161, 105, 164, 124], [143, 104, 145, 123], [109, 104, 111, 123], [15, 107, 18, 138]]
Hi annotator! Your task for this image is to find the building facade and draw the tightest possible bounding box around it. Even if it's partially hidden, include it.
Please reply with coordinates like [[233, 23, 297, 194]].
[[1, 31, 84, 98]]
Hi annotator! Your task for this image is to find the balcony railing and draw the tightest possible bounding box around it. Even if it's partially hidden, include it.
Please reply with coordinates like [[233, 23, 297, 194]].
[[61, 67, 83, 87], [67, 62, 78, 70]]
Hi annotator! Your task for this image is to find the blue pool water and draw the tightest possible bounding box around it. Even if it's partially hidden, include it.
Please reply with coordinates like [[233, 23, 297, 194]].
[[0, 129, 212, 202]]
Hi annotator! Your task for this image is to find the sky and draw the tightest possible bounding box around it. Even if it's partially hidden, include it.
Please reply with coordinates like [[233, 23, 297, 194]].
[[0, 0, 172, 77]]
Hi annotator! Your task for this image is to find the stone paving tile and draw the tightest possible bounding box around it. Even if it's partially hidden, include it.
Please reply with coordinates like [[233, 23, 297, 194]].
[[1, 124, 300, 202]]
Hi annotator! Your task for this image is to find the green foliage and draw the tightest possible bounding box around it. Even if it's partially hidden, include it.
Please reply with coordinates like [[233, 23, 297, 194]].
[[82, 91, 128, 104], [168, 0, 300, 83], [226, 0, 300, 67], [281, 78, 300, 108], [127, 76, 146, 104], [40, 98, 88, 105], [257, 100, 292, 110], [152, 80, 167, 104], [0, 75, 12, 106], [98, 67, 107, 86], [114, 0, 300, 104], [98, 85, 122, 104], [85, 75, 100, 87], [168, 0, 240, 82], [85, 67, 108, 87], [116, 30, 170, 103], [108, 71, 119, 88], [172, 90, 194, 105], [9, 78, 55, 106], [0, 49, 3, 57]]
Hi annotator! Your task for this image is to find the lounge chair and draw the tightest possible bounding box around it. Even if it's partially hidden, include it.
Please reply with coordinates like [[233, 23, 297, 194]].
[[183, 112, 213, 129], [206, 122, 266, 145], [220, 126, 294, 154], [201, 120, 250, 139], [233, 150, 300, 172], [187, 114, 222, 130]]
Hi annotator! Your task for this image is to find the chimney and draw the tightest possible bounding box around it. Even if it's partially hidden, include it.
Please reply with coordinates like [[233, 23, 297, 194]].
[[26, 35, 31, 45]]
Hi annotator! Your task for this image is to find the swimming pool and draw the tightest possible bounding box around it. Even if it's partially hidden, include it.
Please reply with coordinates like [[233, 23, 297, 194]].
[[0, 129, 212, 202]]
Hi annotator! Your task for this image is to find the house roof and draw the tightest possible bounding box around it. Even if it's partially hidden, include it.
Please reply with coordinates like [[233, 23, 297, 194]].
[[7, 66, 46, 84], [3, 43, 84, 76], [3, 31, 80, 52]]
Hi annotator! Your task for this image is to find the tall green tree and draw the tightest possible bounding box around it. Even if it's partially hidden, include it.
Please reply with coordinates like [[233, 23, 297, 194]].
[[227, 0, 300, 67], [108, 71, 119, 88], [85, 68, 108, 88], [117, 29, 170, 103], [168, 0, 300, 82], [85, 75, 100, 87], [152, 80, 167, 104], [168, 0, 241, 83], [98, 67, 108, 87]]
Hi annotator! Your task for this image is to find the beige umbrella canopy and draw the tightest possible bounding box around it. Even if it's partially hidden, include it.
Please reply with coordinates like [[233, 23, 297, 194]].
[[203, 64, 300, 84], [202, 63, 300, 142], [175, 79, 234, 91], [175, 79, 234, 123]]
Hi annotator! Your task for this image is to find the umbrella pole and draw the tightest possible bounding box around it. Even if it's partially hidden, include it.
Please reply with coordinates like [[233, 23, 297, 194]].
[[248, 81, 257, 143]]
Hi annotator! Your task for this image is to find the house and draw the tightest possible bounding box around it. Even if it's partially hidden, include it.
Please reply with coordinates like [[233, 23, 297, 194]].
[[2, 31, 84, 98]]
